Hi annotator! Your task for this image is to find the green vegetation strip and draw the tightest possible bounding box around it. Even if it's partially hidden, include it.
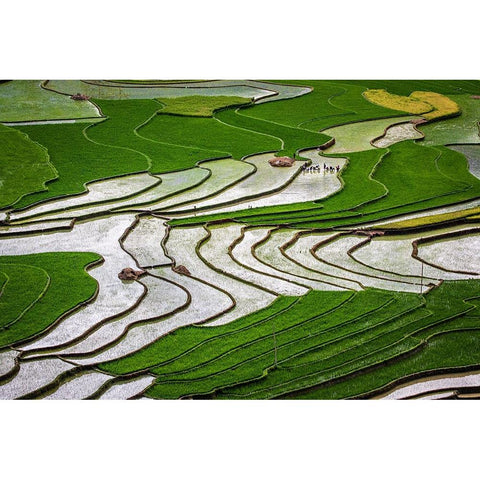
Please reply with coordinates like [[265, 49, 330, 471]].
[[240, 80, 408, 132], [214, 107, 331, 158], [89, 99, 228, 173], [377, 206, 480, 230], [286, 302, 480, 399], [140, 106, 281, 162], [99, 296, 300, 375], [0, 264, 50, 329], [156, 95, 251, 117], [0, 252, 101, 348], [211, 282, 479, 398], [215, 281, 479, 399], [0, 124, 57, 209], [146, 293, 416, 399], [13, 123, 148, 210], [96, 285, 478, 399]]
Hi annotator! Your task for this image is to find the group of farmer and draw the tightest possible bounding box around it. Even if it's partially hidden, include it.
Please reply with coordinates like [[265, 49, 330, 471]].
[[302, 163, 341, 174]]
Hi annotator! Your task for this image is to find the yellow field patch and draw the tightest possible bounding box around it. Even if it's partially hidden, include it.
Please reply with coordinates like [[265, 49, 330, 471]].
[[377, 206, 480, 230], [363, 89, 433, 115], [363, 89, 460, 121], [410, 91, 460, 120]]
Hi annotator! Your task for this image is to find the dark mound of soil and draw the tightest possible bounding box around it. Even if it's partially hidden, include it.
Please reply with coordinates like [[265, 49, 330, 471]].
[[172, 265, 191, 276], [269, 156, 295, 167], [71, 93, 90, 101], [118, 267, 146, 281]]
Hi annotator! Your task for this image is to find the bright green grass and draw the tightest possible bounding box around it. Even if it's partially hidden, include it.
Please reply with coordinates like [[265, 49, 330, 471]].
[[419, 95, 480, 146], [156, 95, 251, 117], [140, 108, 282, 160], [214, 107, 332, 158], [146, 292, 418, 399], [361, 142, 473, 212], [133, 289, 427, 399], [99, 295, 303, 375], [88, 99, 227, 173], [284, 298, 480, 399], [242, 81, 408, 132], [0, 252, 101, 348], [0, 80, 100, 122], [98, 289, 442, 399], [0, 124, 57, 209], [215, 280, 480, 399], [0, 264, 49, 329], [237, 81, 348, 129], [12, 123, 148, 210]]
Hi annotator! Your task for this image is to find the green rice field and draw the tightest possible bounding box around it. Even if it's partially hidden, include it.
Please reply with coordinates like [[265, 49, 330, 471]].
[[1, 79, 480, 400]]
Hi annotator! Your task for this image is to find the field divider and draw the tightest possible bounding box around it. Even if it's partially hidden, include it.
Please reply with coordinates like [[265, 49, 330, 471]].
[[228, 225, 309, 296], [279, 230, 363, 290], [154, 159, 257, 214], [412, 227, 480, 276], [255, 228, 354, 290], [8, 175, 163, 223], [198, 223, 280, 296], [152, 297, 396, 380], [162, 152, 311, 217], [369, 118, 425, 148], [248, 226, 329, 289], [85, 371, 157, 399], [0, 264, 51, 331], [0, 348, 21, 386], [163, 226, 238, 321], [346, 233, 438, 284], [9, 255, 104, 352], [140, 298, 302, 375], [213, 105, 285, 150], [83, 119, 153, 170], [277, 289, 480, 399], [308, 232, 431, 288]]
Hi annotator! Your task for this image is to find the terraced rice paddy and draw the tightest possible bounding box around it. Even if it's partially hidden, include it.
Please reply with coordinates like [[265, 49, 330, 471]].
[[1, 79, 480, 399], [372, 121, 424, 148], [0, 81, 101, 122], [321, 116, 416, 153]]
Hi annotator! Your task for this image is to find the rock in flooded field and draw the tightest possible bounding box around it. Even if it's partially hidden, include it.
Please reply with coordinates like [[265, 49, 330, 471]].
[[172, 265, 191, 276], [269, 156, 295, 167], [118, 267, 146, 281]]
